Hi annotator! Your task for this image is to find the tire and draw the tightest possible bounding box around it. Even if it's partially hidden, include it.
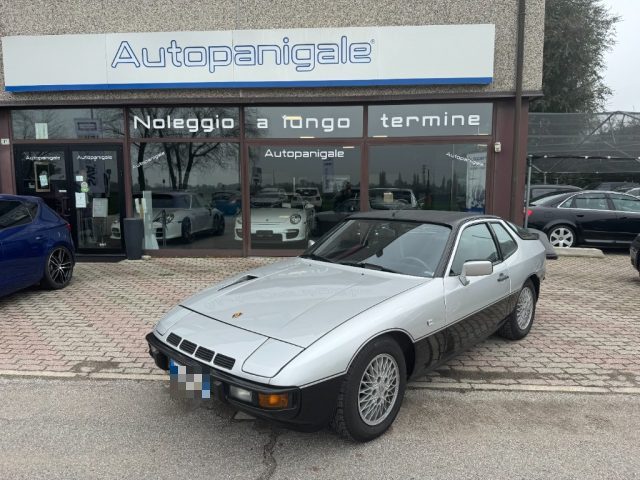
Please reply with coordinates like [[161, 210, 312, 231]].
[[497, 279, 537, 340], [331, 336, 407, 442], [547, 224, 576, 248], [42, 246, 74, 290], [215, 216, 225, 236], [181, 218, 193, 243]]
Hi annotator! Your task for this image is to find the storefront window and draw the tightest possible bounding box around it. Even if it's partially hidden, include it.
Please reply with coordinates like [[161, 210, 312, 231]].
[[129, 106, 239, 138], [130, 142, 240, 250], [369, 144, 488, 213], [245, 106, 363, 138], [246, 145, 361, 249], [11, 109, 124, 139], [368, 104, 493, 137]]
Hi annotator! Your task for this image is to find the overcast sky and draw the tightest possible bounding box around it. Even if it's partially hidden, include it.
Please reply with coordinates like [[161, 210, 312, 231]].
[[601, 0, 639, 111]]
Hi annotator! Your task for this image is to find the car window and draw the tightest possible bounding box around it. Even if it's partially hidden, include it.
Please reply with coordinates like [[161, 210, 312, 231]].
[[609, 194, 640, 212], [450, 223, 500, 276], [532, 193, 573, 206], [490, 222, 518, 259], [191, 195, 202, 208], [569, 193, 609, 210], [0, 200, 34, 230]]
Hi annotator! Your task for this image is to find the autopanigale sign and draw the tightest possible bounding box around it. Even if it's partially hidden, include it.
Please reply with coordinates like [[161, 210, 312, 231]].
[[2, 25, 495, 92]]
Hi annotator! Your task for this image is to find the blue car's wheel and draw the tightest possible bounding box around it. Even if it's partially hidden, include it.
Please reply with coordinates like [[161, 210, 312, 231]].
[[42, 246, 74, 290]]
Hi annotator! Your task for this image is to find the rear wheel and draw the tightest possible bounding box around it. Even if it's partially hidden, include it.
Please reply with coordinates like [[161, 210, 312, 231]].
[[331, 336, 406, 442], [547, 224, 576, 248], [498, 279, 537, 340], [42, 246, 74, 290]]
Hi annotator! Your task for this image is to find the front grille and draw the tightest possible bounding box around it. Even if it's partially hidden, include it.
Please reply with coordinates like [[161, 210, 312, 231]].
[[167, 333, 182, 347], [179, 339, 197, 355], [214, 354, 236, 370], [195, 346, 215, 362]]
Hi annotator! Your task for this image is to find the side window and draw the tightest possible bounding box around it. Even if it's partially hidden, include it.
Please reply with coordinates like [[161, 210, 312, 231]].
[[572, 193, 609, 210], [450, 223, 500, 276], [490, 222, 518, 259], [0, 201, 33, 230], [609, 194, 640, 213], [191, 195, 202, 208]]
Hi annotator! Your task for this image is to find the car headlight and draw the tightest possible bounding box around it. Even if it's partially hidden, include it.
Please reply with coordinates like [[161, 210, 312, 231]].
[[165, 213, 175, 223], [236, 216, 242, 225], [289, 214, 302, 224]]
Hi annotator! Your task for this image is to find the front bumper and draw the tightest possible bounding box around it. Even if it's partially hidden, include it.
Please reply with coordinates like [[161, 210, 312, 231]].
[[146, 332, 342, 431], [234, 224, 307, 242]]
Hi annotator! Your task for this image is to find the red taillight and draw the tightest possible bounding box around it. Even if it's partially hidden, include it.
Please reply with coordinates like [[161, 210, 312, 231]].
[[65, 222, 72, 232], [527, 209, 533, 217]]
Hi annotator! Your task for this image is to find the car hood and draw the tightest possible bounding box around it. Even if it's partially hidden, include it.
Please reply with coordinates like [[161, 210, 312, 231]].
[[180, 258, 427, 348]]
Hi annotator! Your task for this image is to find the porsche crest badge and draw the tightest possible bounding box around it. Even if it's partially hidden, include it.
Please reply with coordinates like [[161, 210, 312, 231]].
[[232, 312, 243, 319]]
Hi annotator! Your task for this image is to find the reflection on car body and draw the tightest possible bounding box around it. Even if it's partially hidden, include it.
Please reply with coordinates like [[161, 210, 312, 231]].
[[111, 192, 225, 243], [147, 210, 547, 442]]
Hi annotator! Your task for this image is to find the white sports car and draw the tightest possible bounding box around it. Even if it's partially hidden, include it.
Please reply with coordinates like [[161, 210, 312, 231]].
[[147, 211, 550, 441], [234, 192, 314, 244], [111, 192, 224, 243]]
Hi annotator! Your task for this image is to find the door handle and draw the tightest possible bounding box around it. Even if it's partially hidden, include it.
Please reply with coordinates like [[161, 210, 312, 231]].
[[497, 273, 509, 282]]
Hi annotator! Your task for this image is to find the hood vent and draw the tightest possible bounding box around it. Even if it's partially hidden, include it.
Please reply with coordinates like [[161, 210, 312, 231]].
[[167, 333, 182, 347], [194, 346, 215, 363], [179, 339, 197, 355], [218, 275, 258, 291], [214, 353, 236, 370]]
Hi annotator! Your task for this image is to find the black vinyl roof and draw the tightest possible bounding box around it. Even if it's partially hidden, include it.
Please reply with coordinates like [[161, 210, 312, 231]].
[[349, 210, 500, 228]]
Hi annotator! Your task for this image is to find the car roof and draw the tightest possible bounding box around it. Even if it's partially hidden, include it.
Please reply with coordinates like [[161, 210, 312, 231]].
[[349, 210, 500, 228]]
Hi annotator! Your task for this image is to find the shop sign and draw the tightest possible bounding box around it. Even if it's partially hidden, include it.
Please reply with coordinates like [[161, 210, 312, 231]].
[[2, 25, 495, 92], [368, 103, 493, 137]]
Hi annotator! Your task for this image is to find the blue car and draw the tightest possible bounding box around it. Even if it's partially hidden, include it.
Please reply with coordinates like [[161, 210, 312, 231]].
[[0, 195, 75, 297]]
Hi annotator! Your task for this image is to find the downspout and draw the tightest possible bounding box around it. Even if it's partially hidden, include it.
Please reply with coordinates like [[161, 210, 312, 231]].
[[510, 0, 526, 221]]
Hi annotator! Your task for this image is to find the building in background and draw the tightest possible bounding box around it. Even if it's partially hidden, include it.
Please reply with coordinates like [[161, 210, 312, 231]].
[[0, 0, 544, 257]]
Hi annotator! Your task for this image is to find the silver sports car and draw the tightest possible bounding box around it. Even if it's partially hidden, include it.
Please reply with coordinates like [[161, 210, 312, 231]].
[[147, 211, 548, 441]]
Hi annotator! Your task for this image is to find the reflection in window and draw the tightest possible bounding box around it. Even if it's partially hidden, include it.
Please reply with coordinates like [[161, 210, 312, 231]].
[[369, 144, 487, 213], [245, 145, 361, 248], [11, 109, 124, 139], [130, 142, 240, 250]]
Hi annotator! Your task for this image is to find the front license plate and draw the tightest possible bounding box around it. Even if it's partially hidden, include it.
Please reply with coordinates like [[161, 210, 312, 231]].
[[169, 358, 211, 400]]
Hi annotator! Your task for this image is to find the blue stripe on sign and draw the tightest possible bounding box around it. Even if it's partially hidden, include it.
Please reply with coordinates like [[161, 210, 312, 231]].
[[5, 77, 493, 92]]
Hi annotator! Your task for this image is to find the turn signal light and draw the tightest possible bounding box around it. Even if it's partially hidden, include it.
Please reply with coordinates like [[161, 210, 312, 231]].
[[258, 393, 289, 409]]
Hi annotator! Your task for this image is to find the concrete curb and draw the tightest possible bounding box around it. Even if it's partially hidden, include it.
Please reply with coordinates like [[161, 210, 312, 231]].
[[2, 370, 639, 395], [555, 247, 605, 258]]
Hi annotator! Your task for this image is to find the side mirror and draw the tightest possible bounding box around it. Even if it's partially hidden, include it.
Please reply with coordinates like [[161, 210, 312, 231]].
[[308, 239, 316, 248], [459, 260, 493, 286]]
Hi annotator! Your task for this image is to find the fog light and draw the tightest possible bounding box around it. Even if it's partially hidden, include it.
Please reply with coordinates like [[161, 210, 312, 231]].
[[258, 393, 289, 409], [229, 385, 253, 403]]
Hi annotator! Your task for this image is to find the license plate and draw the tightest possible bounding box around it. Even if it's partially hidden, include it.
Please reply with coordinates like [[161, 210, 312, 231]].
[[169, 358, 211, 400]]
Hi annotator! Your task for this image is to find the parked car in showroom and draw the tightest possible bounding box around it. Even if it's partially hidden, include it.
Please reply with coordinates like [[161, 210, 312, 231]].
[[211, 190, 241, 216], [295, 187, 323, 209], [111, 192, 225, 243], [0, 194, 75, 297], [631, 234, 640, 275], [369, 187, 418, 210], [626, 187, 640, 198], [527, 190, 640, 248], [147, 211, 546, 441], [235, 191, 314, 245]]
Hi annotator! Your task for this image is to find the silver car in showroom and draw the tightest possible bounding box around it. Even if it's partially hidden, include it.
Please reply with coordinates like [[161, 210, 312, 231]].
[[147, 211, 547, 441]]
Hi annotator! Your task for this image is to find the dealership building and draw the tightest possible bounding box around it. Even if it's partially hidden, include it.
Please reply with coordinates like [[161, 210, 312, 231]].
[[0, 0, 544, 258]]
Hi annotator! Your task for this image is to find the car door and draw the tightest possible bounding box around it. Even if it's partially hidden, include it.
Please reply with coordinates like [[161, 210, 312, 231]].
[[189, 195, 207, 232], [560, 192, 617, 245], [608, 193, 640, 244], [0, 200, 46, 291], [442, 222, 511, 352]]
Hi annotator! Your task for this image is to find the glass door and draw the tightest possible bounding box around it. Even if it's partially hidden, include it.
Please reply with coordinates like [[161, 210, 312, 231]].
[[14, 144, 125, 254], [70, 146, 124, 253]]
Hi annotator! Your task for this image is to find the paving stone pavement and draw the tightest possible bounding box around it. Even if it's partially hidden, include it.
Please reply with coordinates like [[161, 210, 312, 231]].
[[0, 254, 638, 391]]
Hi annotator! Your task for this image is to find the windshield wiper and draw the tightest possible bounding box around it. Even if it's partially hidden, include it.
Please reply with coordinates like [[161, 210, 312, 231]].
[[299, 253, 334, 263], [339, 261, 400, 274]]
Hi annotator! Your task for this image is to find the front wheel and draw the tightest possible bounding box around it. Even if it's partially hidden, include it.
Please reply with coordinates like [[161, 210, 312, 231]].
[[331, 336, 406, 442], [498, 279, 537, 340], [42, 246, 74, 290]]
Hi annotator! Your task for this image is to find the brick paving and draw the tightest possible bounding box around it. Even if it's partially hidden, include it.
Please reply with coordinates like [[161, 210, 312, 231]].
[[0, 254, 638, 391]]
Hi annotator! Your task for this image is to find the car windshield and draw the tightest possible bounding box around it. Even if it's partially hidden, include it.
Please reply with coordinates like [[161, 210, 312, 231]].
[[306, 219, 451, 278]]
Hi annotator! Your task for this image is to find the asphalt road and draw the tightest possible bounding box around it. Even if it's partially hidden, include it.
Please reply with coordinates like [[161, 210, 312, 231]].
[[0, 378, 638, 480]]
